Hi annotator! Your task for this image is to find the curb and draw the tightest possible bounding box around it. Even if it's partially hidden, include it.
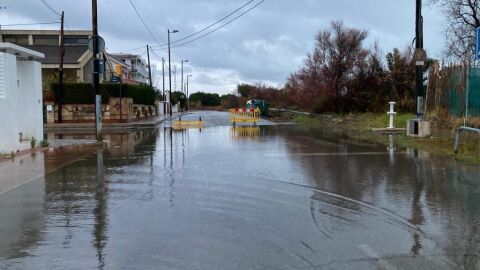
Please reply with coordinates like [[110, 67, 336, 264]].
[[44, 114, 185, 132]]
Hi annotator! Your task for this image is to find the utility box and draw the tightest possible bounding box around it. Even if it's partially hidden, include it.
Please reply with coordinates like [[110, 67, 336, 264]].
[[407, 119, 431, 138]]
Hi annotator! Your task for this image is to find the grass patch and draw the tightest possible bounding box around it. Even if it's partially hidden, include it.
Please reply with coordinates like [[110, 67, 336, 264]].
[[293, 115, 323, 127], [292, 112, 480, 164]]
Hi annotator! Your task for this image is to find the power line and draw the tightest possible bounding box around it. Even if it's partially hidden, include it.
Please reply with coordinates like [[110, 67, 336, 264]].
[[123, 45, 147, 52], [40, 0, 61, 16], [39, 0, 71, 30], [155, 0, 266, 50], [128, 0, 163, 47], [152, 0, 256, 48]]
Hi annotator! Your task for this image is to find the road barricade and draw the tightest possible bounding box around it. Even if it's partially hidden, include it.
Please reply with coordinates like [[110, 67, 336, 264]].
[[172, 117, 204, 130], [229, 108, 261, 125]]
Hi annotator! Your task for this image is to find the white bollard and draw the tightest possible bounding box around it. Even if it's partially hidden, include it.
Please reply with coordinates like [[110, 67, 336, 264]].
[[387, 102, 396, 129]]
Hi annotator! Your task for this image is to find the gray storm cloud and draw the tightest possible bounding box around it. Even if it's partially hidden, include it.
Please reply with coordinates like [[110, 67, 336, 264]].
[[1, 0, 443, 94]]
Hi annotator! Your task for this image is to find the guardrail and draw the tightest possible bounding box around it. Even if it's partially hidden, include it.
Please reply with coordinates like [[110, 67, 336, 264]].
[[454, 126, 480, 154]]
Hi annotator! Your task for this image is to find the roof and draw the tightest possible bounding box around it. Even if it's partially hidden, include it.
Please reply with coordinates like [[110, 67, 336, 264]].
[[21, 45, 89, 65], [111, 53, 141, 59], [110, 53, 146, 63], [0, 43, 44, 59], [0, 29, 92, 36], [105, 52, 128, 68]]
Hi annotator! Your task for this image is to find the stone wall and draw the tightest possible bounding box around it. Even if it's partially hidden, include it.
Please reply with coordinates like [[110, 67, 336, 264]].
[[46, 97, 158, 123]]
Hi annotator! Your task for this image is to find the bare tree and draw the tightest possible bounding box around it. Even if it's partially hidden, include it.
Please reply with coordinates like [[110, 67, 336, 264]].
[[431, 0, 480, 62]]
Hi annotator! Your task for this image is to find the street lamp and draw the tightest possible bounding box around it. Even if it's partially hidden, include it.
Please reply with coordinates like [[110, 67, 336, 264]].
[[168, 29, 179, 116], [186, 74, 192, 111]]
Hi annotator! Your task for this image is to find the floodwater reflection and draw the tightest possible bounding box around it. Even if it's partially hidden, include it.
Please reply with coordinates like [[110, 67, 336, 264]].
[[0, 125, 479, 269]]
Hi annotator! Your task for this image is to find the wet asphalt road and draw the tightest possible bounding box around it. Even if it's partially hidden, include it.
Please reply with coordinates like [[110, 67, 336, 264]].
[[1, 111, 480, 269]]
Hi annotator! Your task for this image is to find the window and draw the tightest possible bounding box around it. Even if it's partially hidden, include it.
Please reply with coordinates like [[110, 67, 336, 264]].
[[33, 35, 58, 45], [2, 35, 29, 45], [64, 36, 89, 45], [0, 53, 5, 99]]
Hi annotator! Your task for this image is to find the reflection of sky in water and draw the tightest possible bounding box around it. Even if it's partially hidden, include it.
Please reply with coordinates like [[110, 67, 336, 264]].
[[0, 125, 479, 269]]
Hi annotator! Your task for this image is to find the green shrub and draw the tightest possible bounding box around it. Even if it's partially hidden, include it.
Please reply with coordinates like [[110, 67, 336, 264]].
[[51, 83, 96, 104], [189, 92, 221, 107], [51, 83, 156, 105], [40, 140, 49, 147]]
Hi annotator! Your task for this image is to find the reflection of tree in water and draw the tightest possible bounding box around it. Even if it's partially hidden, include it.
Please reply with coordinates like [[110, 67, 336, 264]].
[[279, 126, 480, 266]]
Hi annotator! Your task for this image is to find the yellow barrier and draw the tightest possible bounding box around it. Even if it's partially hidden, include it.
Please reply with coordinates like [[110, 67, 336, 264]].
[[172, 120, 204, 129], [229, 108, 261, 125]]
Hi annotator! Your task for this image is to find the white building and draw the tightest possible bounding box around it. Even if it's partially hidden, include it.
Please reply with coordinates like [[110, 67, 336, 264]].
[[110, 53, 149, 85], [0, 43, 44, 153]]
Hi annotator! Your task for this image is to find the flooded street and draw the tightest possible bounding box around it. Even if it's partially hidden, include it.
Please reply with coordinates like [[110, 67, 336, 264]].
[[1, 111, 480, 269]]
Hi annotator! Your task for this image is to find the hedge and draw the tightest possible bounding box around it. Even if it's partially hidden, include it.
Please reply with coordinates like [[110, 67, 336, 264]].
[[51, 83, 156, 105]]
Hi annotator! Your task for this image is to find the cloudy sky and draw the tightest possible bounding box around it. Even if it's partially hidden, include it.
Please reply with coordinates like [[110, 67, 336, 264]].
[[0, 0, 445, 94]]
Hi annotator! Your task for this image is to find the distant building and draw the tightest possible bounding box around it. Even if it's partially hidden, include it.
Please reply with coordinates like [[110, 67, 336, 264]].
[[110, 53, 149, 85], [0, 43, 44, 153], [0, 29, 94, 83], [104, 52, 129, 82]]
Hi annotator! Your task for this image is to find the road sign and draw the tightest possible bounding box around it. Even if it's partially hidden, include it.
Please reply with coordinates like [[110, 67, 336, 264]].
[[110, 75, 121, 83], [88, 35, 105, 54], [476, 27, 480, 60]]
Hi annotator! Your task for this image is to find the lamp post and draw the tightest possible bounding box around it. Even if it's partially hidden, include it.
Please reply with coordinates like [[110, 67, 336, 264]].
[[186, 75, 192, 111], [168, 29, 179, 116]]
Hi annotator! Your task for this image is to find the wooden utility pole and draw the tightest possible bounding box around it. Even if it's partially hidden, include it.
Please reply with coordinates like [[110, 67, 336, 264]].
[[415, 0, 425, 118], [92, 0, 102, 141], [58, 11, 65, 123], [147, 45, 153, 88]]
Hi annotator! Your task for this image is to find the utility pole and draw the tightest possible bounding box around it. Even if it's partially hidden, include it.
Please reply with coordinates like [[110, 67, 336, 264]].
[[168, 29, 178, 116], [181, 59, 188, 95], [162, 57, 166, 116], [415, 0, 425, 118], [92, 0, 102, 141], [186, 74, 192, 111], [58, 11, 65, 123], [146, 45, 153, 89], [174, 65, 177, 92], [168, 30, 172, 116]]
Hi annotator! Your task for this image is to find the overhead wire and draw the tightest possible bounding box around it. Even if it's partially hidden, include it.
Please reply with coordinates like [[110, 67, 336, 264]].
[[128, 0, 163, 47], [39, 0, 71, 30], [40, 0, 61, 16], [154, 0, 266, 50], [153, 0, 256, 47], [123, 45, 147, 52]]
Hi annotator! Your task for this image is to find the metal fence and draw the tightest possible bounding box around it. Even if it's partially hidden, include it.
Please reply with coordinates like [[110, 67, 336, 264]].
[[427, 64, 480, 120]]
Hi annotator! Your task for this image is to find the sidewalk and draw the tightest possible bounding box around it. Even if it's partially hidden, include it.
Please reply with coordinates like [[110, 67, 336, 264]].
[[44, 113, 182, 132]]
